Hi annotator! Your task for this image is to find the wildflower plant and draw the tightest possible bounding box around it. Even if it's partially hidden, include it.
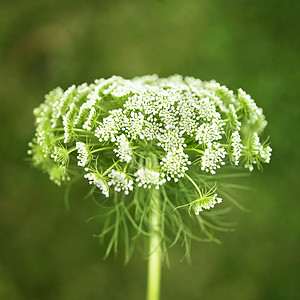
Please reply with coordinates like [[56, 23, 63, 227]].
[[28, 75, 271, 300]]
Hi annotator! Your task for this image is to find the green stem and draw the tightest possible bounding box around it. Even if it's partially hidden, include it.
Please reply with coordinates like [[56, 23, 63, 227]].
[[90, 146, 114, 154], [147, 186, 161, 300], [184, 173, 203, 197]]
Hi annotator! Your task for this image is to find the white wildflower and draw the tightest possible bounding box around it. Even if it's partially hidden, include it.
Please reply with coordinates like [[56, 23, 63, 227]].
[[83, 107, 96, 131], [113, 134, 133, 163], [134, 168, 166, 189], [48, 164, 70, 186], [76, 142, 90, 167], [103, 81, 118, 95], [157, 128, 185, 151], [158, 108, 178, 129], [178, 116, 198, 136], [237, 89, 264, 125], [94, 109, 123, 142], [230, 131, 242, 165], [201, 143, 227, 174], [142, 120, 161, 141], [51, 85, 76, 128], [87, 86, 102, 102], [195, 119, 225, 145], [194, 97, 218, 121], [62, 102, 77, 143], [110, 85, 132, 98], [51, 146, 69, 167], [36, 130, 54, 157], [125, 111, 145, 139], [193, 194, 222, 215], [228, 104, 241, 130], [74, 98, 96, 126], [261, 145, 272, 163], [247, 132, 272, 165], [250, 132, 263, 155], [160, 147, 191, 181], [84, 172, 109, 197], [30, 75, 272, 200], [108, 170, 134, 195]]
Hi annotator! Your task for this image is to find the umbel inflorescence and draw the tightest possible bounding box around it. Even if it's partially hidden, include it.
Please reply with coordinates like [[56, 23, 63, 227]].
[[29, 75, 271, 260]]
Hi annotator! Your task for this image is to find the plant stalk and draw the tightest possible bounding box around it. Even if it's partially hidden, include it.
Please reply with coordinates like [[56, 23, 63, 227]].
[[146, 186, 161, 300]]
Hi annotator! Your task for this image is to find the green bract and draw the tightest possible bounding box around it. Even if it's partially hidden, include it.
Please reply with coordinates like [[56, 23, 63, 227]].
[[29, 75, 271, 260]]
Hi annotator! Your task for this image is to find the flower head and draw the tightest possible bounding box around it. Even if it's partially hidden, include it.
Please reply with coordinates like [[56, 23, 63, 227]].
[[108, 169, 134, 195], [193, 193, 222, 215], [160, 147, 191, 181], [84, 172, 109, 197], [30, 75, 272, 192], [76, 142, 91, 167], [174, 184, 223, 216], [29, 74, 272, 193], [230, 131, 242, 165], [29, 75, 272, 259], [201, 142, 227, 174], [113, 134, 133, 163], [243, 132, 272, 171], [134, 168, 166, 189]]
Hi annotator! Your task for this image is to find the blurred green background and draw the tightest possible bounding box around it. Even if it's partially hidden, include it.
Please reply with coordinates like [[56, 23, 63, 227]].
[[0, 0, 299, 299]]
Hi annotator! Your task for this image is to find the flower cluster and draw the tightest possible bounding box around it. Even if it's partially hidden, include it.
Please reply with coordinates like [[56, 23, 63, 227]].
[[84, 172, 109, 197], [160, 147, 191, 181], [76, 142, 90, 167], [244, 132, 272, 171], [51, 145, 69, 167], [134, 168, 166, 189], [175, 184, 223, 215], [201, 143, 227, 174], [29, 75, 272, 215], [113, 134, 133, 163], [230, 131, 242, 165], [195, 119, 225, 145], [193, 193, 223, 215], [108, 170, 134, 195]]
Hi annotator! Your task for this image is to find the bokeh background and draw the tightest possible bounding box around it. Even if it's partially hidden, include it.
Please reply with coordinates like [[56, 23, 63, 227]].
[[0, 0, 299, 299]]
